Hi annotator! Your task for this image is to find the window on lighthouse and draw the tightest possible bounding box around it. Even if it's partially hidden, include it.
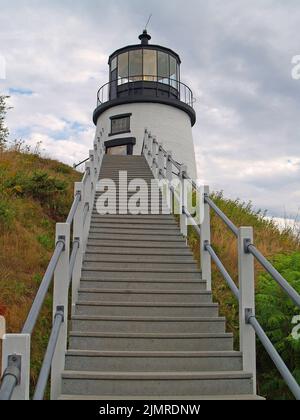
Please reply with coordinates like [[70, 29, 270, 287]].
[[118, 52, 129, 85], [158, 51, 169, 84], [129, 50, 143, 82], [143, 50, 157, 81]]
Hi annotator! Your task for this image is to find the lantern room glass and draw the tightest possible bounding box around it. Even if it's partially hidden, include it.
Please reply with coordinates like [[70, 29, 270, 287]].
[[111, 48, 180, 88]]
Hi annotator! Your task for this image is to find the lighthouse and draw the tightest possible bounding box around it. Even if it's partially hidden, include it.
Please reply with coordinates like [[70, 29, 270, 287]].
[[93, 31, 198, 179]]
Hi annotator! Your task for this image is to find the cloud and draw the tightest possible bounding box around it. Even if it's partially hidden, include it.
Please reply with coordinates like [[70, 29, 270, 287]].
[[0, 0, 299, 218]]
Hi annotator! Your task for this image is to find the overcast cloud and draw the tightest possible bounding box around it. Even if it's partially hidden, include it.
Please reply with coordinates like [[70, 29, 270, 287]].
[[0, 0, 299, 219]]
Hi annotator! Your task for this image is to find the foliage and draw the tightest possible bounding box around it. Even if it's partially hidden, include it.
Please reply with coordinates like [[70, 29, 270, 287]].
[[0, 95, 9, 149], [256, 253, 300, 399]]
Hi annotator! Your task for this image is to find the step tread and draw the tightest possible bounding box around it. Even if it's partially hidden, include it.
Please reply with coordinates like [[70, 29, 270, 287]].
[[62, 370, 252, 380], [69, 332, 233, 338], [59, 394, 263, 400], [71, 315, 225, 322], [76, 302, 218, 308], [78, 289, 210, 295], [66, 350, 242, 357]]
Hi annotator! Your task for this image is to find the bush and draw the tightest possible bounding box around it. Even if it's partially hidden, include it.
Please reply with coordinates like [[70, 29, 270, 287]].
[[256, 252, 300, 399], [0, 199, 15, 228]]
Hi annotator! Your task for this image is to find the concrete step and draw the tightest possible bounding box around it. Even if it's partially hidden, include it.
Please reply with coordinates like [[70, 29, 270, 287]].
[[62, 371, 252, 397], [80, 278, 207, 291], [86, 240, 188, 249], [69, 332, 234, 352], [65, 350, 242, 372], [81, 271, 202, 280], [59, 394, 263, 400], [74, 302, 219, 317], [91, 214, 175, 221], [77, 289, 211, 303], [88, 234, 184, 242], [89, 222, 178, 229], [84, 255, 195, 264], [71, 316, 224, 334], [82, 262, 199, 272], [82, 263, 200, 272], [85, 247, 192, 256], [89, 229, 180, 237]]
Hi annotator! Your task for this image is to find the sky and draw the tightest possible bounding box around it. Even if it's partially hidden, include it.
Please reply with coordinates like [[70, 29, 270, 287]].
[[0, 0, 300, 219]]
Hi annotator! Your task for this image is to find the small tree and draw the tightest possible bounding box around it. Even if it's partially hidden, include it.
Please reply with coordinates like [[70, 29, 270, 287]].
[[0, 95, 9, 149]]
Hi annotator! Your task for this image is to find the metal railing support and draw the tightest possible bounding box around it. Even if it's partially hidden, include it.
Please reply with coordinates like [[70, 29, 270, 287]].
[[158, 144, 165, 180], [201, 186, 212, 291], [179, 165, 188, 238], [1, 334, 30, 400], [71, 182, 84, 314], [50, 223, 70, 401], [151, 137, 158, 176], [147, 134, 153, 167], [165, 151, 173, 213], [83, 162, 92, 249], [238, 227, 256, 394]]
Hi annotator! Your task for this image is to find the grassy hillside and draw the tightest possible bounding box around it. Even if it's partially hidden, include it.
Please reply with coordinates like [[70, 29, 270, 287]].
[[0, 147, 81, 386], [187, 192, 300, 399], [0, 147, 299, 399]]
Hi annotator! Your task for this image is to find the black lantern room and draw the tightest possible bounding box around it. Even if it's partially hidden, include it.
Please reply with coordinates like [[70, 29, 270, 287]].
[[93, 31, 195, 126]]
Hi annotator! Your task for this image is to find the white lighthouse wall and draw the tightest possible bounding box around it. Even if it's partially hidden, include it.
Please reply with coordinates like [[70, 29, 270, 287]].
[[95, 102, 198, 179]]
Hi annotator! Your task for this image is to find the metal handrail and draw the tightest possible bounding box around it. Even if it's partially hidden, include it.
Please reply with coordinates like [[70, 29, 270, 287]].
[[143, 128, 300, 400], [66, 192, 81, 225], [0, 357, 21, 401], [69, 240, 80, 286], [33, 309, 64, 400], [73, 157, 89, 169], [205, 243, 240, 300], [247, 244, 300, 308], [97, 76, 194, 108], [246, 310, 300, 400], [22, 240, 65, 335]]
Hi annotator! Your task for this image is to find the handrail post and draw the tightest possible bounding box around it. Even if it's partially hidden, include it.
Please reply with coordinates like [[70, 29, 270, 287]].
[[89, 150, 96, 191], [1, 334, 30, 400], [50, 223, 70, 401], [72, 182, 84, 314], [158, 144, 165, 180], [143, 129, 148, 156], [201, 186, 212, 291], [238, 227, 257, 394], [166, 151, 173, 214], [83, 162, 92, 249], [147, 134, 153, 167], [151, 137, 158, 177], [179, 165, 188, 238]]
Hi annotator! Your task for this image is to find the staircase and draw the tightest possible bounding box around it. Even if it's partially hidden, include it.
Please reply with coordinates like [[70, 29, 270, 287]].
[[60, 155, 258, 400]]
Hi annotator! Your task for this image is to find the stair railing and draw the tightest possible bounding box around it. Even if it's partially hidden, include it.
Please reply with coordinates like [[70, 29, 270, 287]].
[[0, 131, 106, 401], [142, 128, 300, 400]]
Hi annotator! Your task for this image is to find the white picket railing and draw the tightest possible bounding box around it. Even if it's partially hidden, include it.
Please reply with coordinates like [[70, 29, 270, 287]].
[[142, 128, 300, 400], [0, 129, 106, 401]]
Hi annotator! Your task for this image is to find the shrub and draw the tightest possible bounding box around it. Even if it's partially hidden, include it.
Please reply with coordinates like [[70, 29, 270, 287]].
[[256, 252, 300, 399], [0, 199, 15, 228]]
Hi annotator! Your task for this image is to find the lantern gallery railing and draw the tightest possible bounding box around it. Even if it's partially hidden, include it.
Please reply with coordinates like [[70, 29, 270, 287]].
[[142, 128, 300, 400], [96, 76, 195, 108]]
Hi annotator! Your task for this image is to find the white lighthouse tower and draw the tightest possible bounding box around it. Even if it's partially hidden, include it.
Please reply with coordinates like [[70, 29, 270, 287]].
[[93, 31, 197, 179]]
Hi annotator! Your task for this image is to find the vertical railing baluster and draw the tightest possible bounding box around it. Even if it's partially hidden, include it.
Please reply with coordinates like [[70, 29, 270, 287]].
[[201, 186, 212, 291], [71, 182, 84, 314], [238, 227, 257, 394], [50, 223, 70, 401], [1, 334, 31, 400], [179, 165, 188, 238], [166, 151, 174, 214]]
